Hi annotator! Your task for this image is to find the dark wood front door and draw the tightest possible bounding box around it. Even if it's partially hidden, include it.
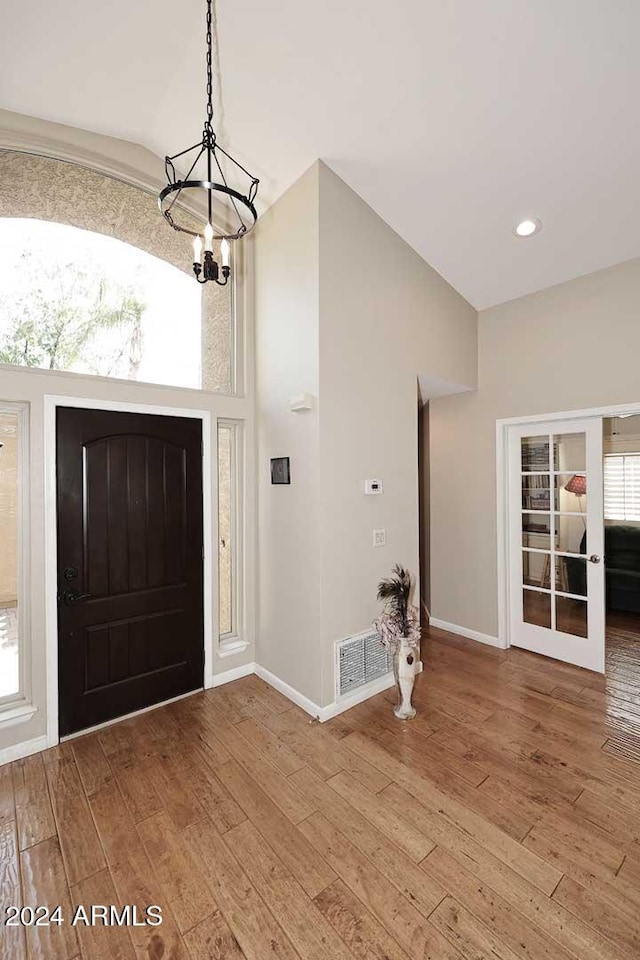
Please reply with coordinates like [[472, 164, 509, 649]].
[[56, 407, 204, 736]]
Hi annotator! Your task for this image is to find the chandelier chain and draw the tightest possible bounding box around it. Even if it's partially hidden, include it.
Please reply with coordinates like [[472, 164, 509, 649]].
[[205, 0, 213, 128], [158, 0, 259, 263]]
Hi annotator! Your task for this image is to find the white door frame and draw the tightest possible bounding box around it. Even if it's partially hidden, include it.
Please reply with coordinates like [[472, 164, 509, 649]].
[[43, 394, 214, 748], [497, 400, 640, 651]]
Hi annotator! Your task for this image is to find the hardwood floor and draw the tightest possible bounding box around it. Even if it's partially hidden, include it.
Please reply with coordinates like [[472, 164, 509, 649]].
[[604, 609, 640, 761], [3, 622, 640, 959]]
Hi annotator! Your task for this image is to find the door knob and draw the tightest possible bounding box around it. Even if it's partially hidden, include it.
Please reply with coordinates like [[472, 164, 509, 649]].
[[59, 588, 92, 606], [588, 555, 601, 564]]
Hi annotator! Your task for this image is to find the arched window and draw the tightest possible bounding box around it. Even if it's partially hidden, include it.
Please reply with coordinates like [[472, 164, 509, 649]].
[[0, 218, 203, 389]]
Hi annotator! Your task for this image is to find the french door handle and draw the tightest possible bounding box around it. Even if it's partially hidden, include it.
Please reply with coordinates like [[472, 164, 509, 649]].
[[588, 555, 601, 564]]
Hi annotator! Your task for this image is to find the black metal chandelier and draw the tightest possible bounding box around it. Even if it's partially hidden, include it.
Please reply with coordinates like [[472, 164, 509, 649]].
[[158, 0, 259, 285]]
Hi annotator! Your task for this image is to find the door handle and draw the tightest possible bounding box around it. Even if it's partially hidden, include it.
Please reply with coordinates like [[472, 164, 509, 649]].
[[59, 588, 92, 606], [588, 555, 601, 564]]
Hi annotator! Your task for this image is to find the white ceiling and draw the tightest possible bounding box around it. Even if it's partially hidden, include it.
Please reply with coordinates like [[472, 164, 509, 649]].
[[2, 0, 639, 308]]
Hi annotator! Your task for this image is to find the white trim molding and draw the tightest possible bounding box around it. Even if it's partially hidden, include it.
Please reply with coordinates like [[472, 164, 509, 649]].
[[211, 661, 256, 687], [0, 702, 38, 730], [429, 617, 505, 649], [254, 664, 323, 719], [0, 734, 48, 767], [321, 673, 396, 722], [0, 108, 205, 221], [218, 638, 251, 659]]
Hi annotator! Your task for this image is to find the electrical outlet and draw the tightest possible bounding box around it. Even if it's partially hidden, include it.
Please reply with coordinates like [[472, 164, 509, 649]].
[[373, 528, 386, 547]]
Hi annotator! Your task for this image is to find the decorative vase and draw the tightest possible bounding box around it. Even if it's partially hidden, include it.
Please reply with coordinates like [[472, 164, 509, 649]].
[[393, 637, 417, 720]]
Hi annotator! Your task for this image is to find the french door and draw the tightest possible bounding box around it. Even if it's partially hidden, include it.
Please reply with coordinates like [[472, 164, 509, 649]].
[[508, 418, 605, 672]]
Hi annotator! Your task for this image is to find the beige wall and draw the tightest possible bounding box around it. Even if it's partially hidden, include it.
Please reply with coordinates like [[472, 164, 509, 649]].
[[255, 165, 323, 703], [0, 414, 18, 605], [430, 257, 640, 638], [255, 161, 477, 707], [316, 163, 476, 705]]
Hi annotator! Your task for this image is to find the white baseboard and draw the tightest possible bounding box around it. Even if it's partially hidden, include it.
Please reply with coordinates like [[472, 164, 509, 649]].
[[254, 664, 396, 723], [254, 664, 323, 719], [429, 617, 506, 649], [0, 734, 48, 767], [211, 661, 256, 688], [319, 673, 396, 721]]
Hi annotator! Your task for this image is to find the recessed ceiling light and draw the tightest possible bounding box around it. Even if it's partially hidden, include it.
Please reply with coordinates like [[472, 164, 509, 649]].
[[514, 218, 542, 238]]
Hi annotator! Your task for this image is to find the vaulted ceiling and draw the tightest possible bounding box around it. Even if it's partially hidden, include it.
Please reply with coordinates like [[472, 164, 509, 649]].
[[2, 1, 639, 307]]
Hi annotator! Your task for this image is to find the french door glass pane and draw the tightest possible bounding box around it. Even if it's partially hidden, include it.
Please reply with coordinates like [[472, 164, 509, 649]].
[[0, 412, 20, 698], [556, 596, 588, 637], [522, 436, 550, 472], [522, 475, 553, 511], [555, 556, 587, 596], [555, 515, 586, 554], [556, 474, 587, 514], [523, 589, 551, 628], [554, 433, 586, 472], [522, 512, 551, 549], [523, 551, 549, 589]]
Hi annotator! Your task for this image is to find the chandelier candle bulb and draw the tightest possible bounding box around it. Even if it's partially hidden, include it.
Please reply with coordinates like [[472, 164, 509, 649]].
[[204, 222, 214, 253], [221, 238, 231, 268], [193, 235, 203, 263]]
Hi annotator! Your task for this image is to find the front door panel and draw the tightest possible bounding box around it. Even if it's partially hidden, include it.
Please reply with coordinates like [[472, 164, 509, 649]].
[[57, 407, 204, 735]]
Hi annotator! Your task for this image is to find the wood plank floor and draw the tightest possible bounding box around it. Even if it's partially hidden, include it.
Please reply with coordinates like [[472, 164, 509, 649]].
[[3, 621, 640, 959]]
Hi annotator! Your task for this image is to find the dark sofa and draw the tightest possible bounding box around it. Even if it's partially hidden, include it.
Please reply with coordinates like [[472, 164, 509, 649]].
[[567, 524, 640, 612], [605, 524, 640, 613]]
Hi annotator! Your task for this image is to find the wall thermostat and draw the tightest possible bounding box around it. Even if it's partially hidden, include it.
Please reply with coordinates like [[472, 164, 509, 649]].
[[364, 479, 383, 495]]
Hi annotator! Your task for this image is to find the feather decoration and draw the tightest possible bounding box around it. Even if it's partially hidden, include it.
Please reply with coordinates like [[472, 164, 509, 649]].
[[376, 564, 413, 638]]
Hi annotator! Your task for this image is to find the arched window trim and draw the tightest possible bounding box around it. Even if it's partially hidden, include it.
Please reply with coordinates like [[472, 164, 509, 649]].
[[0, 148, 241, 396]]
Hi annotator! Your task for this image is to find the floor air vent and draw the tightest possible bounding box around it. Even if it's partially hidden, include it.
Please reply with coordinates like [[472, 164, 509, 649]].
[[336, 630, 393, 697]]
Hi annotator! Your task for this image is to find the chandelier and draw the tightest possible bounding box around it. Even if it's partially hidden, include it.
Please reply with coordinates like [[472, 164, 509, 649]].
[[158, 0, 259, 285]]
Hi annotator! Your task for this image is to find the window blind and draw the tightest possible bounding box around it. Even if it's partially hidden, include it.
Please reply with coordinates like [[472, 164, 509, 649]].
[[604, 453, 640, 521]]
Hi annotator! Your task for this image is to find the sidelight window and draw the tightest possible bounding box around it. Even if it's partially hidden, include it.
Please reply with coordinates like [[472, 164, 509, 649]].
[[0, 402, 29, 708], [218, 421, 243, 643]]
